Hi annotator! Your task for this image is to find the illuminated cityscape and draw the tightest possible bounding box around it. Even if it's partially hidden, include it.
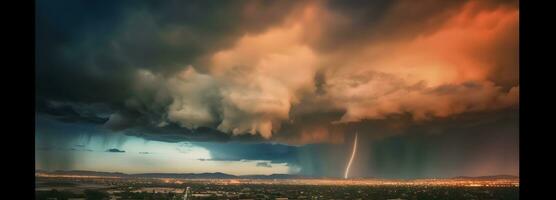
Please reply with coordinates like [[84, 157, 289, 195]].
[[36, 172, 518, 200]]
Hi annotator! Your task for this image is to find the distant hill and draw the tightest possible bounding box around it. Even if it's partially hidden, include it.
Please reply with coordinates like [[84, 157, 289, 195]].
[[43, 170, 128, 177], [452, 175, 518, 179], [36, 170, 306, 179], [133, 172, 237, 179], [241, 174, 309, 179], [36, 170, 518, 180]]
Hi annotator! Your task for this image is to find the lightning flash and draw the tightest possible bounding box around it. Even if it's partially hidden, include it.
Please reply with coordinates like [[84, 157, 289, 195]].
[[344, 132, 358, 179]]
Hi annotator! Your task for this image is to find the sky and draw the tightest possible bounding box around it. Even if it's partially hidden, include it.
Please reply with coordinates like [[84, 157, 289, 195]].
[[35, 0, 519, 179]]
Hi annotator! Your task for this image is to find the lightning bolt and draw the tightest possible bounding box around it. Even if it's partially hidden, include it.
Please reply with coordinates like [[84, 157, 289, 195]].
[[344, 132, 358, 179]]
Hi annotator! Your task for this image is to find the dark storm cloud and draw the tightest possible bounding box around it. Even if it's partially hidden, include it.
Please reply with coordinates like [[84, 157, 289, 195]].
[[122, 124, 267, 143], [314, 0, 517, 51], [36, 0, 314, 142], [36, 0, 518, 144], [36, 99, 110, 125], [36, 0, 136, 103], [36, 0, 518, 178], [194, 107, 516, 178], [290, 108, 519, 178], [36, 0, 307, 99], [362, 109, 518, 179], [106, 148, 126, 153]]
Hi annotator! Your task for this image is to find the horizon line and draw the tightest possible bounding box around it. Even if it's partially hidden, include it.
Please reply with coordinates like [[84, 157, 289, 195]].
[[35, 169, 519, 179]]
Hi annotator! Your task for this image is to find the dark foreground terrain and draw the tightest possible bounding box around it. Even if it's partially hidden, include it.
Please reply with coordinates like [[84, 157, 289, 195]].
[[36, 175, 518, 200]]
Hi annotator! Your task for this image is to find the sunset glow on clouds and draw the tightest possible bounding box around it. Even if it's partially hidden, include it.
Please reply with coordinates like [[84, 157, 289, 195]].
[[36, 0, 519, 177], [136, 1, 519, 141]]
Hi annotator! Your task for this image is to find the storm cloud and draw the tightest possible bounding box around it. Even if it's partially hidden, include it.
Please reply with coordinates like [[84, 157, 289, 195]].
[[36, 0, 518, 144], [36, 0, 518, 178], [106, 148, 126, 153]]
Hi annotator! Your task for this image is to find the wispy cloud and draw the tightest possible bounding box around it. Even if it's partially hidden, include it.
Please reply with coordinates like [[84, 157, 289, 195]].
[[106, 148, 125, 153], [256, 162, 272, 168]]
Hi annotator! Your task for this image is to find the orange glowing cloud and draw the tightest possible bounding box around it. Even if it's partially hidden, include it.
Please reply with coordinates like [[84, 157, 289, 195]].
[[156, 1, 518, 140], [321, 1, 519, 122]]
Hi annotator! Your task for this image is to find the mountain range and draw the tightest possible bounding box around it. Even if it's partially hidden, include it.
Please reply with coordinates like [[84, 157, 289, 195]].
[[35, 170, 518, 180], [36, 170, 309, 179]]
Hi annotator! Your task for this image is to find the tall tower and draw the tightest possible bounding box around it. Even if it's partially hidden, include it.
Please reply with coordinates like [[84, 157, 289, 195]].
[[183, 186, 191, 200]]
